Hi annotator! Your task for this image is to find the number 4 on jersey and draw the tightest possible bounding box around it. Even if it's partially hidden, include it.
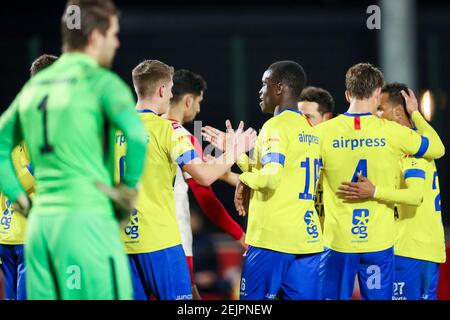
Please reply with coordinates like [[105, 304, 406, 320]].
[[351, 159, 367, 182]]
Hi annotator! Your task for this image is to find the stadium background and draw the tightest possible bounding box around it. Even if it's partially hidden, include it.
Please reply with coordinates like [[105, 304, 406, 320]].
[[0, 0, 449, 299]]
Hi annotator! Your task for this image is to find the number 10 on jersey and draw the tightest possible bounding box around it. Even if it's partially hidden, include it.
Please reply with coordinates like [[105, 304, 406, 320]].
[[299, 157, 322, 200]]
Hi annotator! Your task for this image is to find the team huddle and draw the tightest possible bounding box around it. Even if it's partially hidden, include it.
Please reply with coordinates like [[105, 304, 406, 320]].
[[0, 0, 446, 301]]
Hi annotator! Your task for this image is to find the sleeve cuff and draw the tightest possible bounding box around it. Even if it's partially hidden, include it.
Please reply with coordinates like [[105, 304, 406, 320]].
[[237, 153, 250, 172], [373, 186, 379, 199], [239, 172, 257, 188]]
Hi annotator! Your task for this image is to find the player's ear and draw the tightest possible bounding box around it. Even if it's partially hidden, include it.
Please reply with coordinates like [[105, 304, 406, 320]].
[[88, 28, 103, 50], [393, 105, 404, 119], [344, 90, 351, 103], [159, 84, 166, 98], [373, 87, 382, 100], [276, 82, 283, 95], [184, 94, 193, 110]]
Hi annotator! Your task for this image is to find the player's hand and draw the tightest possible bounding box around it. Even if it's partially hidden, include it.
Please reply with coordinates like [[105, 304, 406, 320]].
[[233, 127, 257, 156], [238, 233, 248, 251], [202, 119, 245, 152], [224, 120, 257, 157], [234, 180, 250, 216], [202, 125, 228, 152], [13, 194, 31, 217], [338, 173, 375, 199], [96, 182, 138, 227], [401, 88, 419, 115]]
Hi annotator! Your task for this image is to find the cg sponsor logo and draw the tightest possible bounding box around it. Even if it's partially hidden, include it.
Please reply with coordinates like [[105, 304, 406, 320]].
[[240, 278, 246, 292], [0, 200, 14, 230], [351, 209, 369, 239], [304, 210, 319, 239], [124, 209, 139, 239]]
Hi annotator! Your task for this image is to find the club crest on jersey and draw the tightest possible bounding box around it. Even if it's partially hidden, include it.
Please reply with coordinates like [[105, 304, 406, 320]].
[[0, 200, 14, 231], [124, 209, 139, 239], [304, 210, 319, 240], [351, 209, 369, 239]]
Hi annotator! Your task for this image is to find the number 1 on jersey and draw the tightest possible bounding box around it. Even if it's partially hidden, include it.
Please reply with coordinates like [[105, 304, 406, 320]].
[[38, 95, 54, 154], [119, 156, 126, 183]]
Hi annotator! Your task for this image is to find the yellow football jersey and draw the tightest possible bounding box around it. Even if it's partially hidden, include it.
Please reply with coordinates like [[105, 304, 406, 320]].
[[394, 156, 446, 263], [241, 109, 323, 254], [115, 110, 199, 254], [315, 175, 325, 230], [0, 143, 34, 245], [316, 112, 442, 253]]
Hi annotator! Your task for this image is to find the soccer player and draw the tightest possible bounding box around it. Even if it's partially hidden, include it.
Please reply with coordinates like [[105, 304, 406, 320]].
[[338, 82, 446, 300], [233, 61, 324, 300], [316, 63, 445, 300], [165, 69, 246, 299], [116, 60, 256, 300], [0, 54, 57, 300], [298, 86, 335, 229], [298, 86, 335, 126], [0, 0, 148, 299]]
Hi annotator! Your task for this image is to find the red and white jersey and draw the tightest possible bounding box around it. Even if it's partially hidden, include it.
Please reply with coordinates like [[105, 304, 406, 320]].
[[174, 165, 193, 256], [169, 119, 203, 258]]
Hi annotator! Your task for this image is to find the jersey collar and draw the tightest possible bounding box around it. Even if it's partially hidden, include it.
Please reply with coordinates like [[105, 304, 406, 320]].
[[343, 112, 372, 117], [275, 107, 303, 116], [137, 109, 156, 114], [59, 52, 97, 67]]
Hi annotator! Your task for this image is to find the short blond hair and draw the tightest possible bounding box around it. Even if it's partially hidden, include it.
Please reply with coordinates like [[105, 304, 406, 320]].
[[132, 59, 174, 98]]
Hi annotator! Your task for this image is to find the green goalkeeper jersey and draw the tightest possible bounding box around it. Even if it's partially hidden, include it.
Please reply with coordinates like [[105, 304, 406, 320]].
[[0, 53, 147, 216]]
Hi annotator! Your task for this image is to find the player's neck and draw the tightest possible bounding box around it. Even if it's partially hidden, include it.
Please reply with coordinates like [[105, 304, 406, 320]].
[[66, 47, 100, 65], [166, 105, 185, 124], [399, 117, 413, 129], [274, 98, 299, 115], [136, 98, 161, 114], [347, 99, 374, 114]]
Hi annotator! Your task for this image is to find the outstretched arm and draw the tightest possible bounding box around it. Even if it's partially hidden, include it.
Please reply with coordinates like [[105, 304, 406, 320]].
[[183, 124, 257, 186]]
